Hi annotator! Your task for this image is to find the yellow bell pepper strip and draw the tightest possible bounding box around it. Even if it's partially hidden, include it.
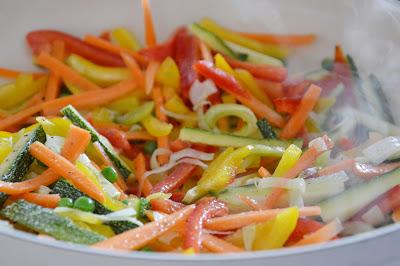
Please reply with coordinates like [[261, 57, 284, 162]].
[[183, 144, 284, 203], [199, 18, 291, 60], [155, 57, 180, 89], [252, 207, 299, 250], [162, 86, 176, 102], [215, 54, 235, 75], [221, 93, 236, 104], [107, 94, 139, 114], [91, 108, 115, 125], [164, 94, 190, 115], [0, 74, 42, 109], [204, 103, 258, 137], [142, 115, 173, 137], [36, 117, 72, 137], [64, 82, 82, 94], [235, 69, 273, 108], [116, 101, 154, 125], [0, 133, 13, 163], [273, 144, 302, 177], [111, 28, 141, 51], [66, 54, 131, 86]]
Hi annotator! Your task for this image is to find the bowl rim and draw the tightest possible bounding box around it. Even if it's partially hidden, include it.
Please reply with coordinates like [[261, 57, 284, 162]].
[[0, 221, 399, 261]]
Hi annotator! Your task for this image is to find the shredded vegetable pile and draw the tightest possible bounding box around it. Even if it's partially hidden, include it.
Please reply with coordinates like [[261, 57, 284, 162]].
[[0, 0, 399, 254]]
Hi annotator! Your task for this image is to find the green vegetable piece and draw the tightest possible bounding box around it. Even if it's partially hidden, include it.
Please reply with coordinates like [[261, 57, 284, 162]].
[[141, 246, 153, 252], [58, 198, 74, 208], [321, 58, 333, 71], [1, 200, 105, 245], [115, 101, 154, 125], [101, 166, 118, 183], [144, 140, 157, 155], [137, 198, 151, 220], [256, 119, 277, 139], [74, 196, 95, 213]]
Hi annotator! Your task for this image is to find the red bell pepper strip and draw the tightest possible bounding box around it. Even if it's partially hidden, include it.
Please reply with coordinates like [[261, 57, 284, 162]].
[[194, 60, 285, 127], [150, 198, 185, 214], [273, 97, 301, 114], [224, 56, 287, 82], [26, 30, 124, 67], [150, 163, 197, 194], [97, 128, 138, 159], [256, 79, 284, 99], [283, 80, 311, 98], [184, 198, 228, 253], [334, 44, 347, 64], [139, 40, 173, 62], [285, 218, 324, 246], [172, 28, 199, 101]]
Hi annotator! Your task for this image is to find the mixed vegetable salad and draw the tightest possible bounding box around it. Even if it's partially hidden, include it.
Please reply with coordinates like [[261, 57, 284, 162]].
[[0, 0, 399, 254]]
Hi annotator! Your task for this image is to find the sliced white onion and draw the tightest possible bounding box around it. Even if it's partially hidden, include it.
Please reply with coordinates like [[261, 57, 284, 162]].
[[341, 221, 374, 236], [150, 148, 172, 169], [160, 107, 197, 121], [176, 158, 209, 169], [105, 208, 137, 219], [37, 186, 51, 195], [289, 190, 304, 208], [144, 157, 209, 179], [45, 135, 65, 154], [308, 135, 333, 153], [128, 124, 143, 132], [171, 148, 214, 162], [361, 205, 386, 226], [196, 100, 212, 130], [150, 211, 167, 221], [242, 224, 256, 251], [189, 79, 218, 109], [306, 171, 349, 185], [362, 136, 400, 164], [248, 177, 306, 194]]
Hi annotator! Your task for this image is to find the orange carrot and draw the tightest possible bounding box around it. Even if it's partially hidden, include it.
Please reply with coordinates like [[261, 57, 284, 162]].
[[0, 103, 42, 131], [151, 86, 170, 165], [29, 142, 105, 203], [92, 205, 195, 250], [258, 166, 271, 177], [61, 125, 92, 161], [42, 79, 137, 115], [205, 206, 321, 231], [12, 193, 61, 208], [150, 198, 185, 214], [256, 79, 283, 100], [237, 32, 316, 46], [280, 84, 322, 139], [84, 35, 147, 65], [0, 67, 45, 79], [392, 207, 400, 223], [145, 61, 160, 95], [199, 40, 213, 62], [238, 195, 262, 211], [201, 234, 243, 253], [120, 52, 144, 87], [141, 0, 157, 48], [37, 52, 101, 91], [319, 159, 355, 176], [44, 40, 66, 101], [293, 219, 342, 246], [170, 139, 191, 152], [334, 44, 347, 64], [134, 153, 152, 196], [125, 131, 155, 141]]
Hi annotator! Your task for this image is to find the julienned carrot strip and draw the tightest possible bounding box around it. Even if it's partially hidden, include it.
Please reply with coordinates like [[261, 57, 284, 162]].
[[392, 207, 400, 223], [134, 153, 152, 196], [256, 79, 283, 99], [93, 205, 195, 250], [0, 126, 91, 195], [334, 44, 347, 64], [120, 52, 144, 87], [0, 67, 46, 79], [141, 0, 157, 48], [44, 40, 65, 101], [37, 52, 100, 91], [12, 193, 61, 209], [238, 195, 262, 211], [205, 206, 321, 231], [237, 32, 316, 46], [152, 86, 170, 165], [279, 84, 322, 139], [125, 131, 155, 141], [285, 218, 324, 246], [145, 61, 160, 95], [318, 159, 355, 176], [0, 103, 42, 131], [293, 219, 342, 246], [201, 234, 243, 253], [258, 166, 271, 177], [42, 79, 137, 115], [29, 142, 105, 203], [83, 35, 147, 65], [199, 40, 213, 62], [169, 139, 191, 152], [150, 199, 185, 214]]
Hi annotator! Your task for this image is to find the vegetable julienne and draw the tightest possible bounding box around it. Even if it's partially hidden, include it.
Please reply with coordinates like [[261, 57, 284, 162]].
[[0, 0, 398, 255]]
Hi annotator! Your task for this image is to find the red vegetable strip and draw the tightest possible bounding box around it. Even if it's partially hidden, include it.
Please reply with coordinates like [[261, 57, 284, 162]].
[[27, 30, 124, 67], [334, 44, 347, 64], [92, 205, 195, 250], [205, 206, 321, 231], [293, 219, 342, 246], [0, 103, 42, 131], [184, 198, 228, 253], [11, 193, 60, 209], [279, 84, 322, 139], [194, 60, 285, 127], [125, 131, 155, 141], [201, 234, 243, 253], [318, 159, 355, 176], [0, 67, 45, 79], [352, 162, 400, 180], [285, 218, 324, 246], [237, 32, 316, 46], [273, 97, 301, 114], [256, 79, 283, 99], [44, 40, 65, 101], [145, 61, 160, 95], [238, 195, 262, 211], [224, 56, 287, 82], [199, 40, 213, 62], [37, 52, 101, 91], [258, 166, 271, 177], [141, 0, 157, 48], [150, 163, 196, 194], [139, 41, 173, 62], [150, 199, 185, 214]]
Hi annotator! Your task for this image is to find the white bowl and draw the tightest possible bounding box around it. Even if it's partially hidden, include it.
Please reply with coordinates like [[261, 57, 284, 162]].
[[1, 0, 400, 265]]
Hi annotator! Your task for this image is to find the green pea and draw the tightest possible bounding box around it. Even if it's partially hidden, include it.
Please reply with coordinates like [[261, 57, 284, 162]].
[[58, 197, 74, 208], [73, 196, 95, 212], [143, 140, 157, 155], [101, 166, 118, 183]]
